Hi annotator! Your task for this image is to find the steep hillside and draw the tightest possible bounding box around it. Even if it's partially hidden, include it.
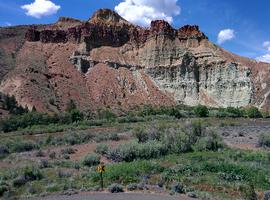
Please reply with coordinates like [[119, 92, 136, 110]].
[[0, 8, 270, 112]]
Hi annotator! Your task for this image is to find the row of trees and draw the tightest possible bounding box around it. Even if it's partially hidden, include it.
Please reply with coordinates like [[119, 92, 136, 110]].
[[137, 104, 264, 118], [0, 94, 266, 133]]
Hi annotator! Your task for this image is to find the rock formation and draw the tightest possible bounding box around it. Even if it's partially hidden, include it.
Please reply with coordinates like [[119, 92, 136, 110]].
[[0, 8, 270, 112]]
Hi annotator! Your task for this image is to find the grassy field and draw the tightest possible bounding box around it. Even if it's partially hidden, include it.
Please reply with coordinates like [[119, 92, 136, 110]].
[[0, 117, 270, 199]]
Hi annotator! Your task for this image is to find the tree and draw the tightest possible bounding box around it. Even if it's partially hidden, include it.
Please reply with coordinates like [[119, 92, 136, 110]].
[[246, 107, 262, 118], [2, 95, 28, 115], [70, 109, 84, 122], [194, 105, 209, 117]]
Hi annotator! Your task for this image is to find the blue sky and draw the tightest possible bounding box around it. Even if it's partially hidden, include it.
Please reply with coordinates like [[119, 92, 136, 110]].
[[1, 0, 270, 62]]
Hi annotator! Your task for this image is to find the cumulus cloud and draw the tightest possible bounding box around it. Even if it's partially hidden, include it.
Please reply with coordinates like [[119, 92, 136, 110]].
[[263, 41, 270, 51], [217, 29, 235, 44], [256, 54, 270, 63], [256, 41, 270, 63], [21, 0, 60, 18], [115, 0, 181, 27]]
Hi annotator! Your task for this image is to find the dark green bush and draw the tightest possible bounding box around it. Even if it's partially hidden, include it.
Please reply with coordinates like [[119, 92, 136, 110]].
[[108, 183, 124, 193], [0, 111, 75, 132], [171, 182, 184, 194], [0, 144, 9, 157], [70, 109, 84, 122], [0, 181, 9, 196], [2, 95, 28, 115], [246, 107, 262, 118], [10, 140, 39, 153], [226, 107, 243, 118], [13, 176, 27, 187], [194, 105, 209, 117], [82, 153, 100, 167]]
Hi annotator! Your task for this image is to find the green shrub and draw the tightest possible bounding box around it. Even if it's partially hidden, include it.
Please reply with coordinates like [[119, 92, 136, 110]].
[[192, 130, 224, 152], [0, 109, 86, 132], [127, 183, 138, 191], [109, 133, 120, 141], [95, 144, 109, 155], [246, 107, 262, 118], [108, 141, 167, 162], [258, 133, 270, 148], [0, 181, 9, 196], [171, 182, 184, 194], [2, 95, 28, 115], [10, 140, 39, 153], [0, 144, 9, 157], [49, 151, 56, 159], [63, 132, 81, 145], [13, 176, 27, 187], [82, 153, 100, 167], [13, 166, 42, 187], [98, 109, 117, 121], [226, 107, 243, 118], [38, 159, 49, 169], [70, 109, 84, 122], [240, 184, 257, 200], [108, 183, 124, 193], [194, 105, 209, 117], [133, 126, 148, 143]]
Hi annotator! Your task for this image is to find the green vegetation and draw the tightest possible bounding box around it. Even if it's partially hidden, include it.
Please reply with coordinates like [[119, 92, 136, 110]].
[[0, 102, 266, 134], [194, 105, 209, 117], [258, 133, 270, 148], [95, 144, 109, 155], [0, 100, 269, 199], [246, 107, 263, 118], [108, 183, 124, 193], [1, 94, 28, 115], [82, 153, 101, 167]]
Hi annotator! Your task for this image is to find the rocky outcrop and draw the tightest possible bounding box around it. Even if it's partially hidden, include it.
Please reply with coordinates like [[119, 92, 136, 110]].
[[1, 8, 270, 112]]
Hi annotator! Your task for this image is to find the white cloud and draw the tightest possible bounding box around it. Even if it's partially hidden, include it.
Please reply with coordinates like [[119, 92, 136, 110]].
[[256, 54, 270, 63], [21, 0, 60, 18], [217, 29, 235, 44], [5, 22, 12, 26], [115, 0, 181, 27], [256, 41, 270, 63], [263, 41, 270, 51]]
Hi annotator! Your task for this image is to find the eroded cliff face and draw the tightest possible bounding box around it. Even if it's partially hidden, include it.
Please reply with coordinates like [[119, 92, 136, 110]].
[[0, 8, 269, 112]]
